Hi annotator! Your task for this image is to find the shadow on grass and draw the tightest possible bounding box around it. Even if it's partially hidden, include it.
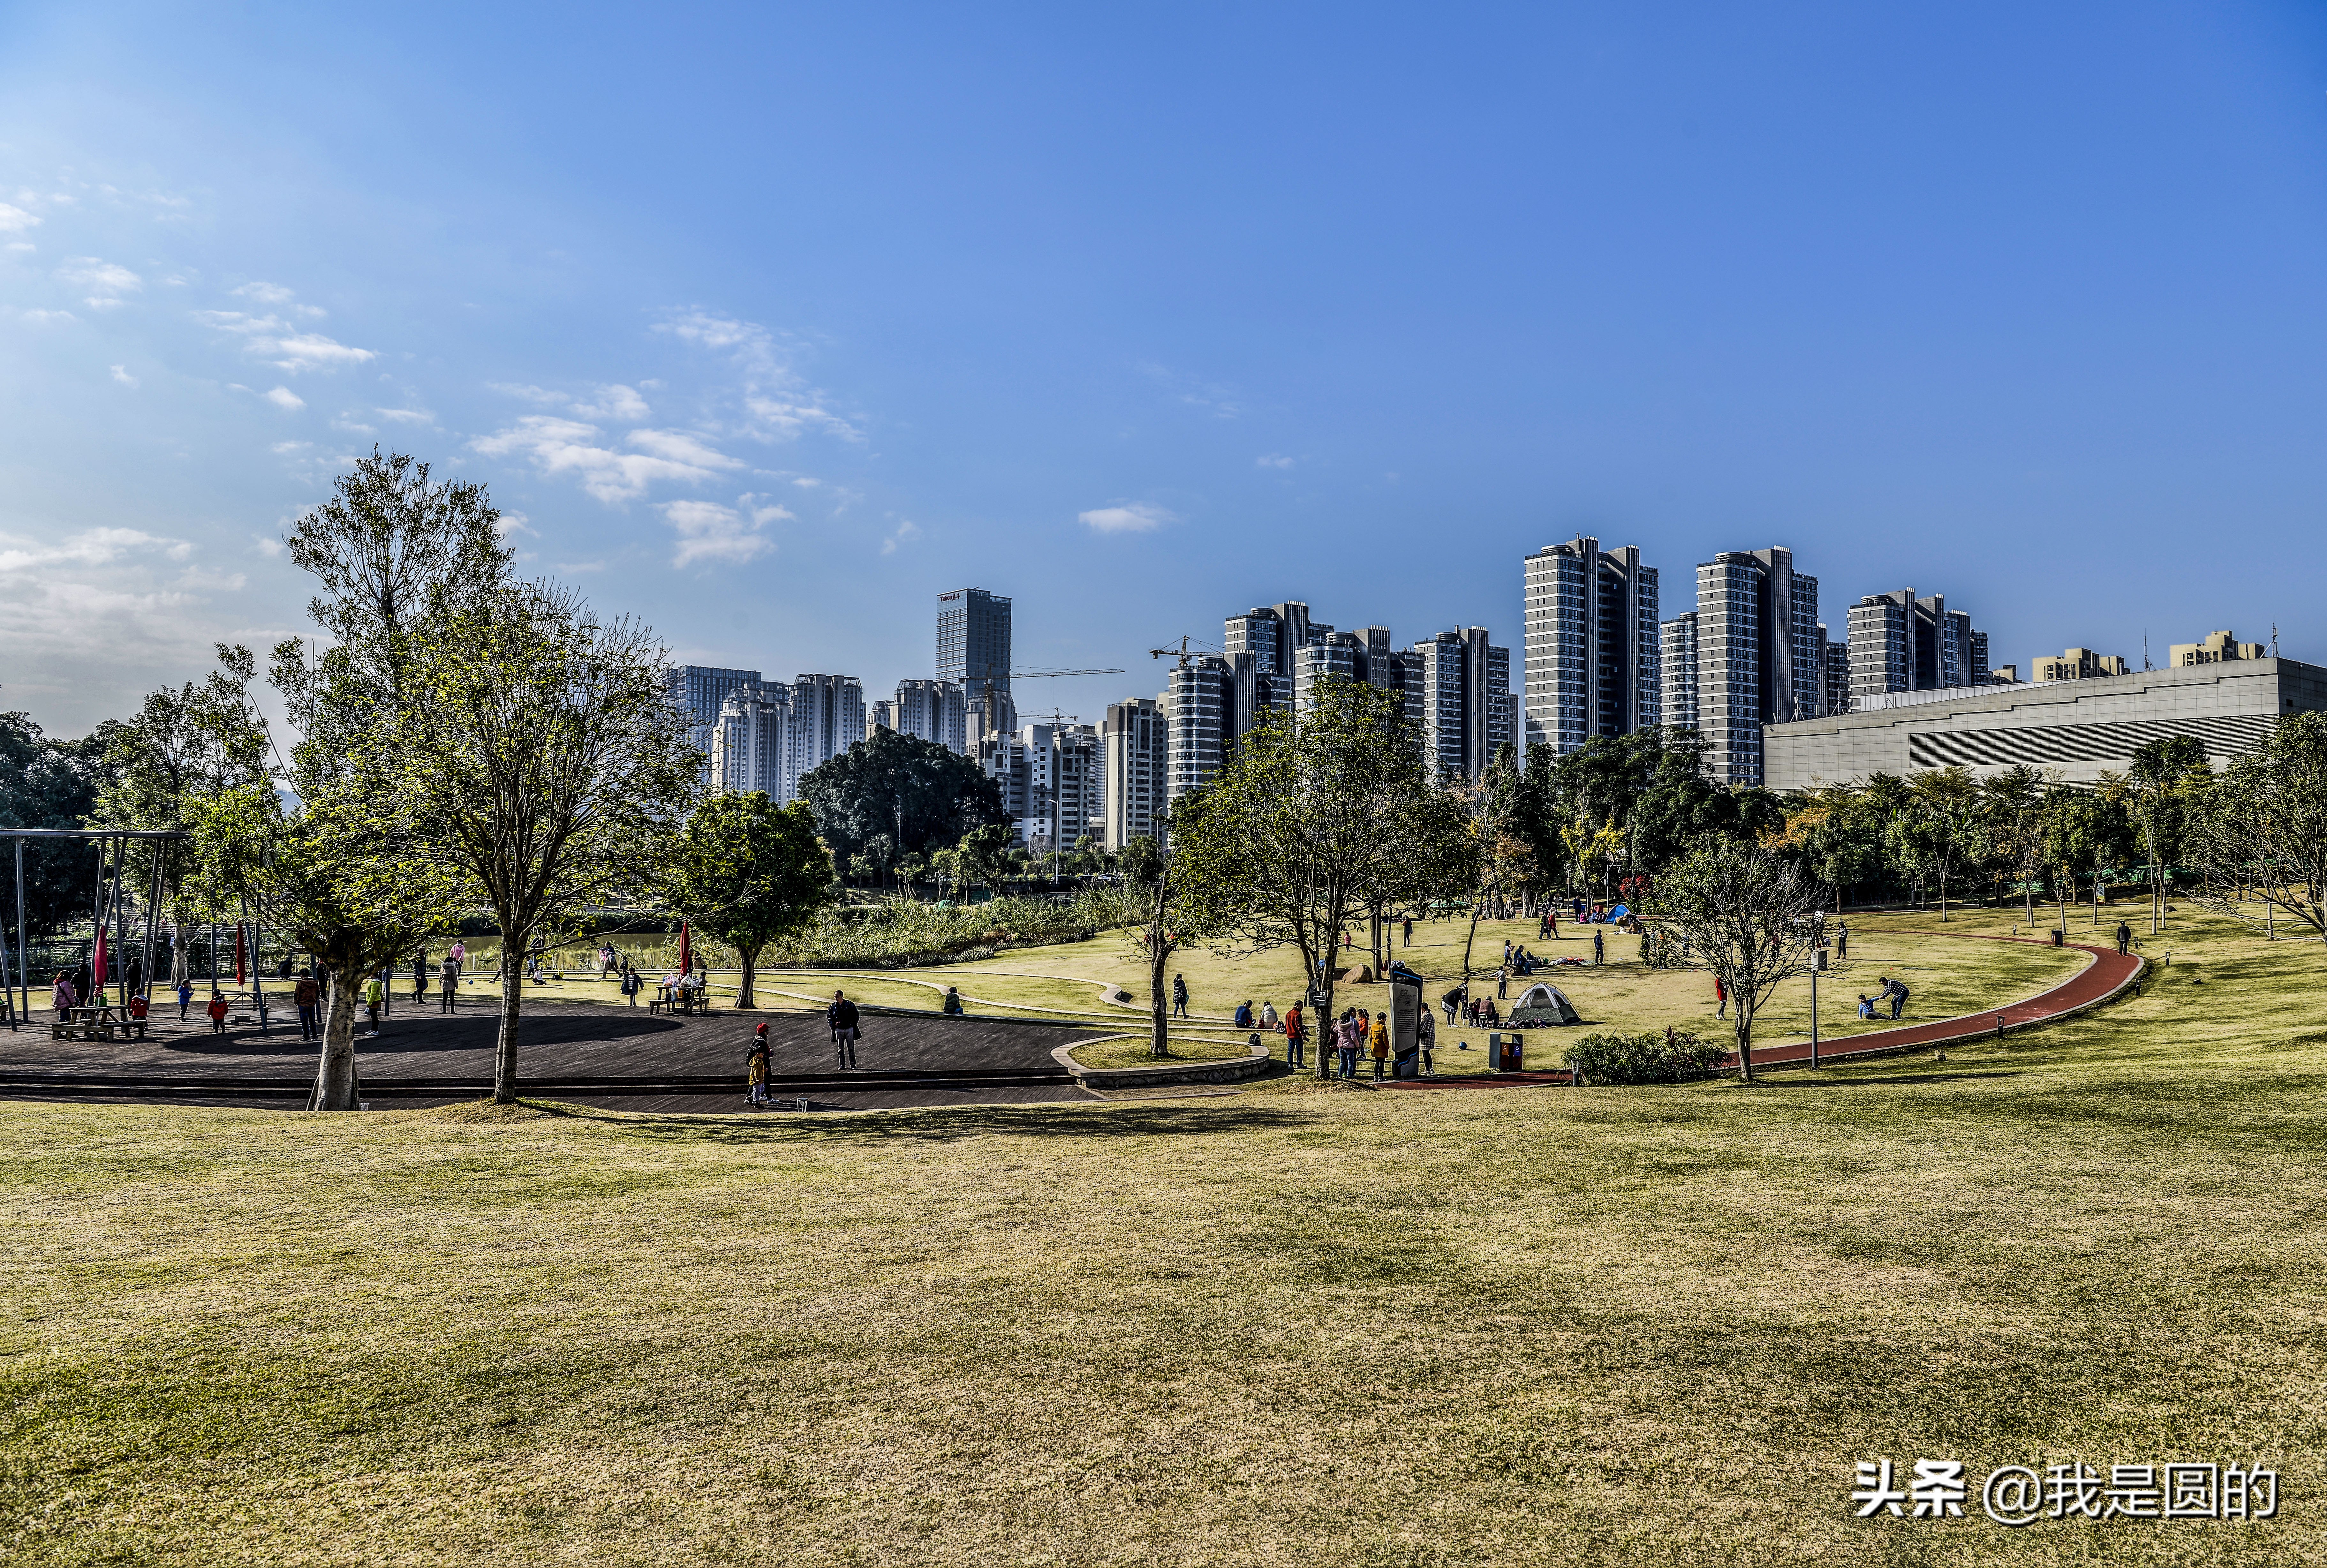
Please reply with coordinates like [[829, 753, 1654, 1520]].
[[538, 1098, 1320, 1145]]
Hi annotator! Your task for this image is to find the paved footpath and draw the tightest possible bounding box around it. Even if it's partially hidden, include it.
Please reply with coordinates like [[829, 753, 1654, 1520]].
[[1387, 933, 2143, 1090]]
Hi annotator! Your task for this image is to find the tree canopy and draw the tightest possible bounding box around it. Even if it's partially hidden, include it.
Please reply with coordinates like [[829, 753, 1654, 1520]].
[[797, 729, 1007, 867], [670, 792, 834, 1007]]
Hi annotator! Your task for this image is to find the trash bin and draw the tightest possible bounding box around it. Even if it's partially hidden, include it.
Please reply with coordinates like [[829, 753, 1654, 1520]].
[[1488, 1032, 1524, 1072], [2050, 928, 2064, 947]]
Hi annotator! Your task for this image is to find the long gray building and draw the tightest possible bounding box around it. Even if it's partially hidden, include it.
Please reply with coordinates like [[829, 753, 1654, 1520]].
[[1764, 656, 2327, 790]]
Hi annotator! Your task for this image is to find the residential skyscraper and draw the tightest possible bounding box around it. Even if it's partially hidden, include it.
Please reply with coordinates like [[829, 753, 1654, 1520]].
[[1101, 698, 1167, 849], [1162, 654, 1234, 801], [983, 720, 1100, 854], [1847, 590, 1986, 705], [1523, 537, 1661, 754], [1411, 627, 1510, 779], [709, 683, 794, 800], [787, 674, 866, 796], [887, 678, 968, 754], [666, 664, 762, 779], [1823, 633, 1851, 718], [1691, 547, 1822, 787], [1659, 613, 1699, 734]]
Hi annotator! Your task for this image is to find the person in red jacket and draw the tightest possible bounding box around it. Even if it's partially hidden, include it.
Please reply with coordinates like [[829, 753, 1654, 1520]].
[[206, 989, 229, 1035], [1715, 976, 1728, 1020], [127, 991, 150, 1039]]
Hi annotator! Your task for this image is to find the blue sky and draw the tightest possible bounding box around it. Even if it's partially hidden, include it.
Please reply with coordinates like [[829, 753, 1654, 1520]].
[[4, 1, 2326, 734]]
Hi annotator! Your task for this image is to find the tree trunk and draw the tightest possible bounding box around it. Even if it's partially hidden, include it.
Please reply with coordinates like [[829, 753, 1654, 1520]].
[[736, 942, 760, 1008], [1734, 997, 1754, 1083], [1147, 929, 1170, 1058], [493, 963, 523, 1103], [307, 956, 363, 1111]]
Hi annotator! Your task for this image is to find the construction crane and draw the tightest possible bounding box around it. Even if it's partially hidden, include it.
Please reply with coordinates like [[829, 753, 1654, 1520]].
[[1148, 636, 1219, 668], [963, 666, 1123, 746]]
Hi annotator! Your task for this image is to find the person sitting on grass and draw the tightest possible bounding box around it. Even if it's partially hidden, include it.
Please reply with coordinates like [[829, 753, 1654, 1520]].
[[206, 989, 229, 1035], [1856, 993, 1874, 1020], [942, 985, 965, 1016]]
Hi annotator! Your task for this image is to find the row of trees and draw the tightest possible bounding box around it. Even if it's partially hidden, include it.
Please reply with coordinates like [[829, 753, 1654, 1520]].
[[75, 451, 842, 1110]]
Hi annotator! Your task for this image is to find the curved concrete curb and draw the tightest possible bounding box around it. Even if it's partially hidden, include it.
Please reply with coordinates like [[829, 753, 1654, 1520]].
[[1052, 1038, 1274, 1090]]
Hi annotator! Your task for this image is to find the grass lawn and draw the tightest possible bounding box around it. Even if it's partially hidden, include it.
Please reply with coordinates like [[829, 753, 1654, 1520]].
[[9, 905, 2321, 1564]]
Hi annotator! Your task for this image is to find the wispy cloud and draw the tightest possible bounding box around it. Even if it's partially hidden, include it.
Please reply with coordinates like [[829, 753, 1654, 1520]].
[[880, 519, 921, 556], [374, 406, 433, 425], [656, 309, 863, 442], [59, 256, 140, 308], [194, 308, 374, 372], [0, 203, 39, 233], [1078, 502, 1174, 535], [1257, 453, 1295, 469], [660, 499, 772, 566], [17, 308, 74, 325], [263, 387, 305, 411], [1140, 362, 1243, 419], [472, 416, 741, 503], [110, 365, 138, 388]]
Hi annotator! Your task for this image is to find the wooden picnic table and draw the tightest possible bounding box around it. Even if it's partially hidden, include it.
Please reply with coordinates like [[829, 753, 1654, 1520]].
[[52, 1003, 147, 1042]]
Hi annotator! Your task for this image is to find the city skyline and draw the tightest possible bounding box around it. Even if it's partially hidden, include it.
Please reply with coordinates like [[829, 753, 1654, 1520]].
[[6, 5, 2327, 739]]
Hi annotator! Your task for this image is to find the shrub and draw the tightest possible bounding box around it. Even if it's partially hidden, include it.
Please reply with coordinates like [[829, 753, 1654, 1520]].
[[1561, 1029, 1725, 1086], [766, 888, 1139, 968]]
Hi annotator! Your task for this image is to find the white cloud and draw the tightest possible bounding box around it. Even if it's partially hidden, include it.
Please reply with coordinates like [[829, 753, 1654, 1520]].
[[233, 281, 295, 304], [194, 309, 375, 372], [0, 203, 38, 233], [555, 560, 607, 575], [333, 418, 375, 435], [6, 242, 33, 253], [1078, 502, 1174, 534], [472, 416, 735, 503], [792, 476, 820, 488], [570, 383, 650, 421], [0, 526, 193, 573], [495, 511, 535, 539], [374, 406, 434, 425], [110, 365, 138, 388], [1257, 453, 1295, 469], [59, 257, 140, 307], [880, 520, 921, 557], [270, 440, 310, 454], [1140, 362, 1243, 419], [263, 387, 305, 411], [18, 308, 74, 324], [253, 535, 284, 557], [656, 309, 863, 442], [659, 500, 772, 567], [487, 382, 565, 404]]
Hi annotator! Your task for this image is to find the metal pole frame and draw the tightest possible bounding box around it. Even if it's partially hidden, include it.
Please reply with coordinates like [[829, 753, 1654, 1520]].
[[13, 840, 26, 1025]]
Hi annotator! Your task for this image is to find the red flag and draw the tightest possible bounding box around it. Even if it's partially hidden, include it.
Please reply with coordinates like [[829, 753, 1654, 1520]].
[[676, 921, 691, 976], [236, 923, 248, 985]]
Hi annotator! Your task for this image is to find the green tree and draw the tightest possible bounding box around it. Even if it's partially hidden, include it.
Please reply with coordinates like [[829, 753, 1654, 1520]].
[[2189, 711, 2327, 943], [1979, 765, 2054, 927], [0, 704, 114, 938], [2129, 734, 2211, 933], [1657, 835, 1826, 1082], [1116, 833, 1182, 1057], [670, 793, 834, 1007], [797, 729, 1007, 867], [1172, 678, 1446, 1030], [1902, 766, 1983, 919], [398, 581, 700, 1104]]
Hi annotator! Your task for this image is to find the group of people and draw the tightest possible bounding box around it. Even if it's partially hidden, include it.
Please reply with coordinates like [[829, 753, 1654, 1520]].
[[1857, 975, 1911, 1021]]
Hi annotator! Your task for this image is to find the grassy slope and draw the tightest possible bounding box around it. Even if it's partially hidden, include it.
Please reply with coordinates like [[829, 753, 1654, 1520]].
[[5, 907, 2322, 1565]]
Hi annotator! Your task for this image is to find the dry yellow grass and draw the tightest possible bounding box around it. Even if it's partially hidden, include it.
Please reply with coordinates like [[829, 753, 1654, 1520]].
[[4, 906, 2319, 1565]]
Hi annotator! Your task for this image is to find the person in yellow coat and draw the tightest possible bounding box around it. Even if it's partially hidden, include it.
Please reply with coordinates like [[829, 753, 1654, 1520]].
[[1368, 1011, 1390, 1082], [746, 1024, 771, 1107]]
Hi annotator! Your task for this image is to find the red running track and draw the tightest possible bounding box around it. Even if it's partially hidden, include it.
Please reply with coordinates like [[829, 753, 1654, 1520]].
[[1386, 933, 2143, 1089]]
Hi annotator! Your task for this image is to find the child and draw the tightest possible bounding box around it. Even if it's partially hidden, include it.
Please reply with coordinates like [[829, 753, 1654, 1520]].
[[1856, 994, 1874, 1021], [206, 990, 229, 1035], [127, 990, 150, 1039], [176, 976, 194, 1021], [746, 1025, 771, 1106], [1369, 1013, 1390, 1081], [362, 971, 384, 1037]]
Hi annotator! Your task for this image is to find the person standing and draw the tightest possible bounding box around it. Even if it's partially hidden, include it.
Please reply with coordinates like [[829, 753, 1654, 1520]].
[[1418, 1005, 1435, 1077], [621, 964, 641, 1006], [53, 971, 77, 1022], [175, 974, 193, 1021], [362, 971, 384, 1037], [1834, 922, 1849, 959], [746, 1025, 771, 1106], [413, 951, 430, 1004], [1886, 976, 1909, 1020], [1496, 965, 1509, 1000], [1284, 1003, 1304, 1070], [294, 970, 321, 1041], [1171, 973, 1189, 1019], [1401, 916, 1413, 947], [828, 989, 861, 1069], [440, 955, 460, 1012], [1368, 1012, 1389, 1081], [1592, 929, 1604, 967], [206, 989, 229, 1035], [1714, 976, 1728, 1020], [1336, 1009, 1360, 1079], [2115, 920, 2132, 956]]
